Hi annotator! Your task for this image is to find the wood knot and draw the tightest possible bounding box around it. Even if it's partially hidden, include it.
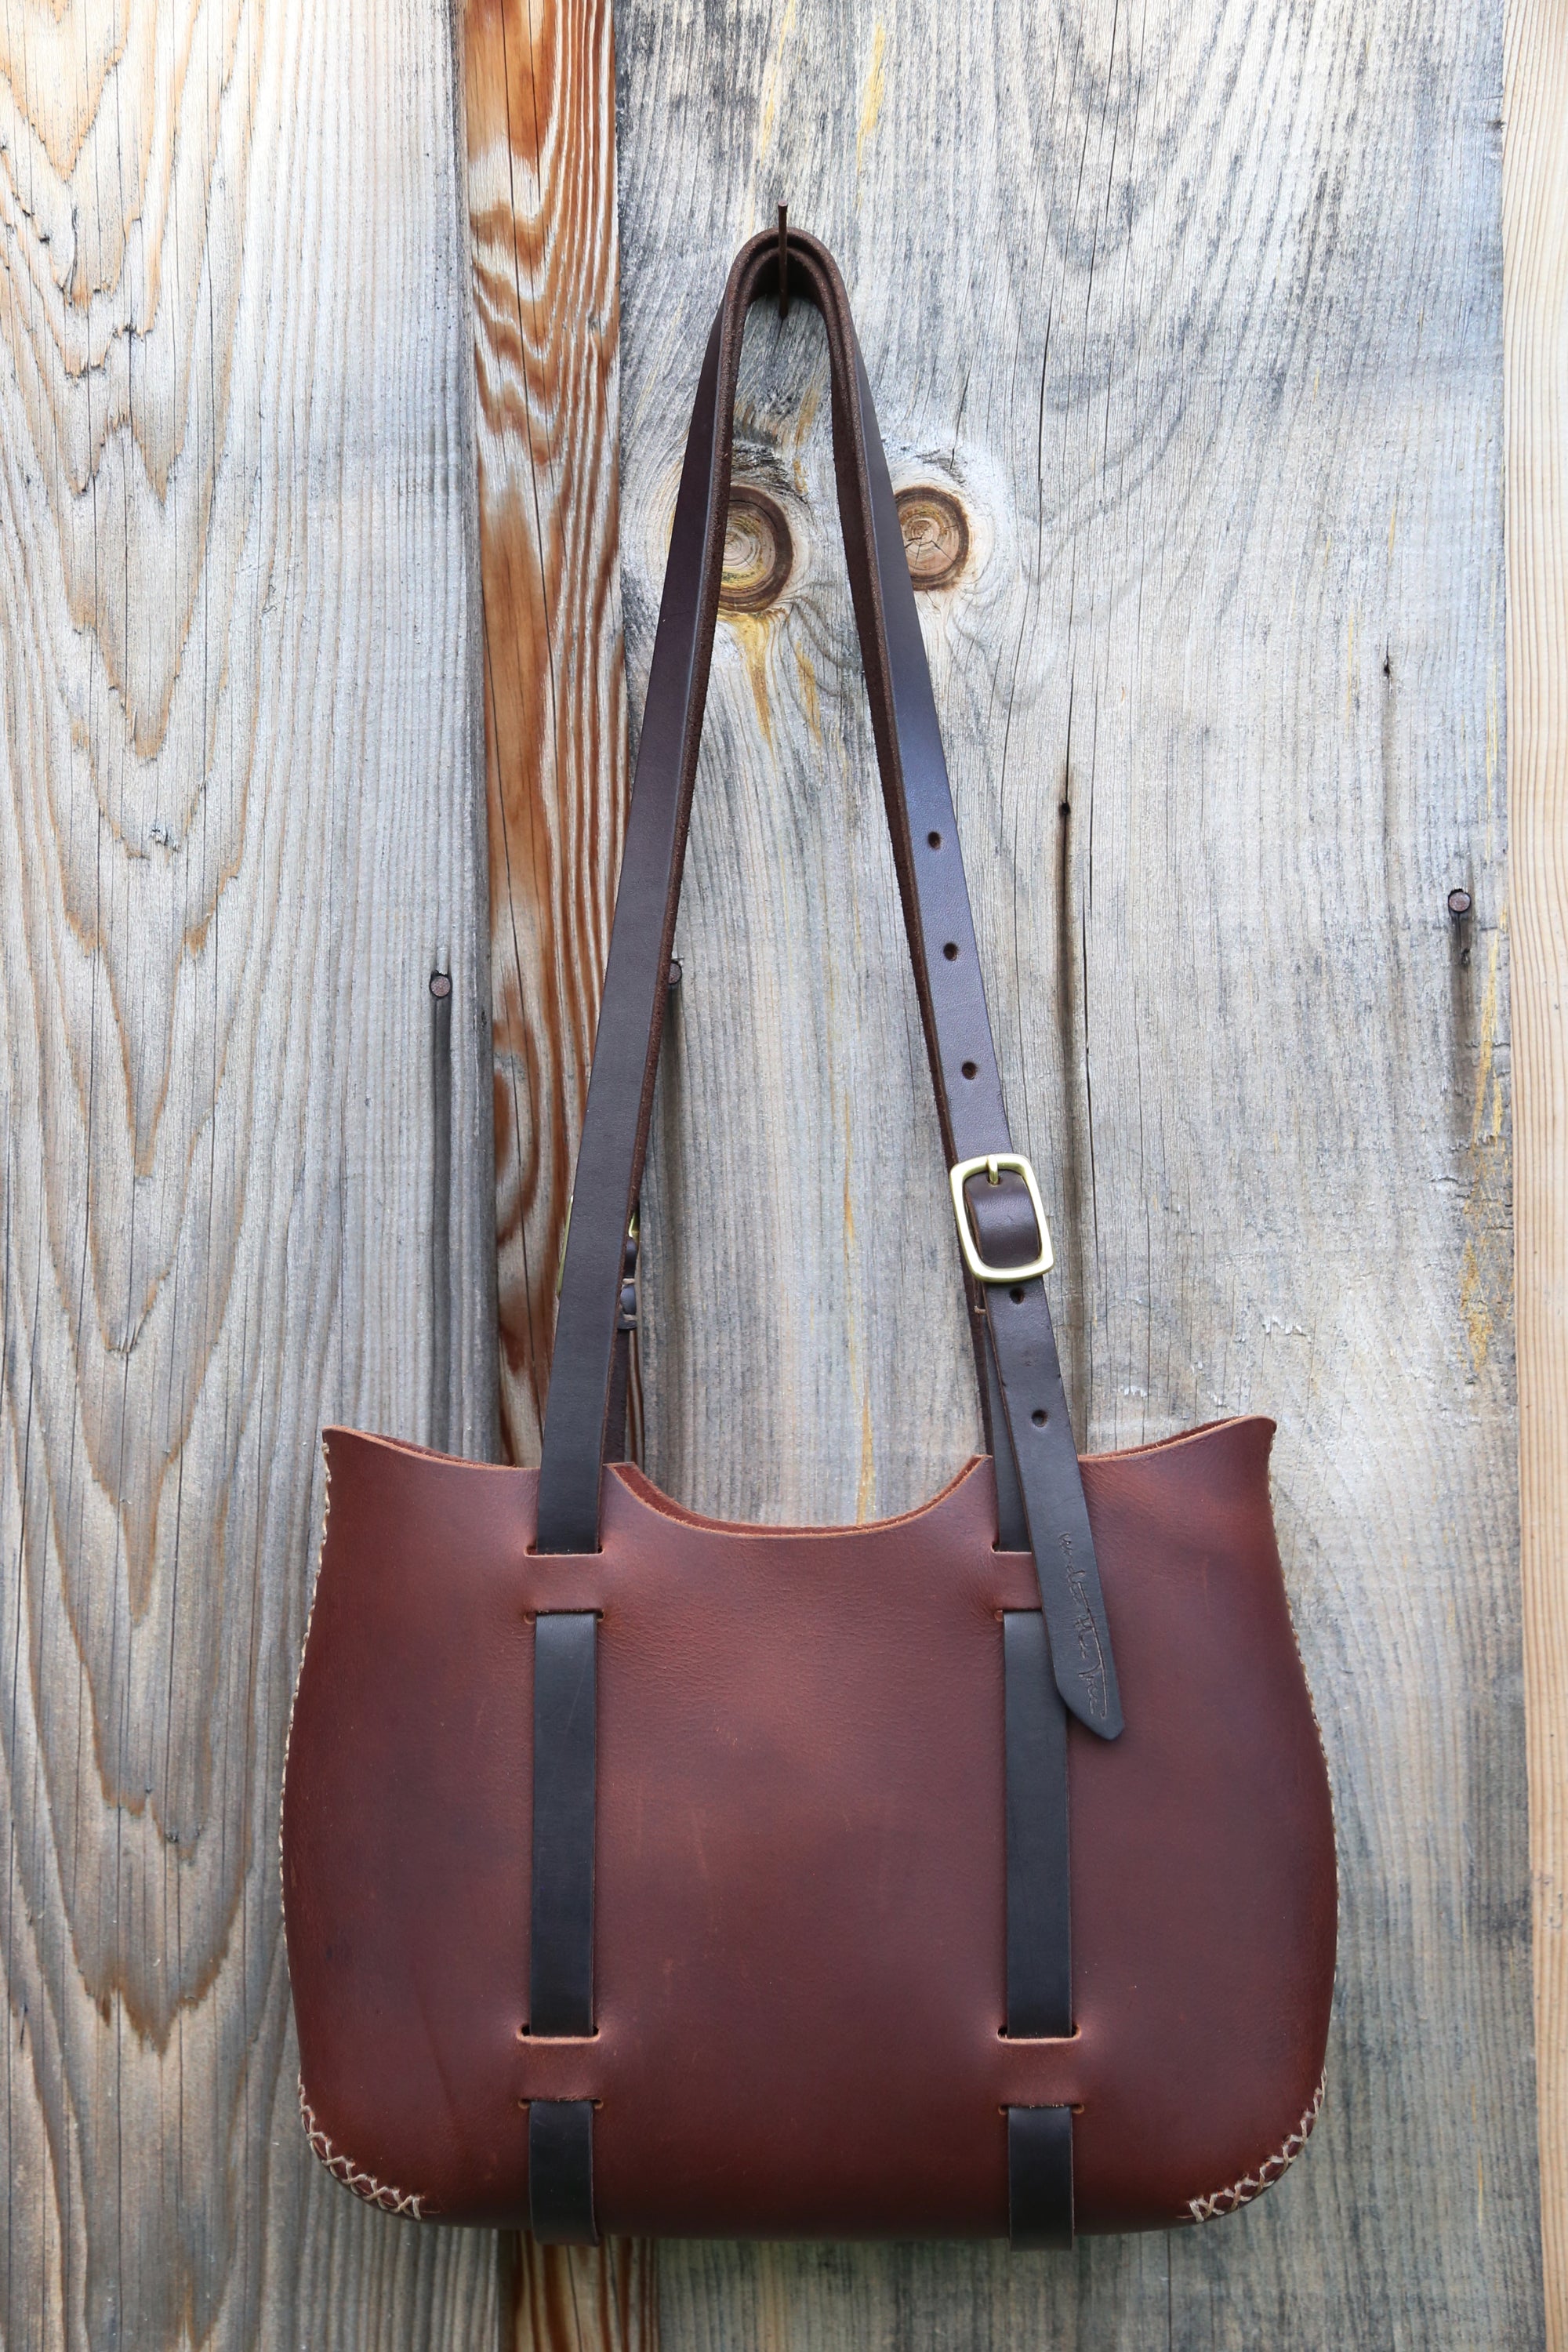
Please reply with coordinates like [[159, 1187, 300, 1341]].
[[720, 486, 792, 612], [897, 488, 969, 589]]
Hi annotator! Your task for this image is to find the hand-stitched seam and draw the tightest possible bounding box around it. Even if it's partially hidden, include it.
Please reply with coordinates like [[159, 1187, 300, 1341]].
[[299, 2082, 429, 2219], [1186, 2074, 1325, 2223], [284, 1450, 433, 2221]]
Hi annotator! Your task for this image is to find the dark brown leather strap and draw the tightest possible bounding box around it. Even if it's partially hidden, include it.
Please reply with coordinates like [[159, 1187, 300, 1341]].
[[1007, 2105, 1074, 2250], [529, 1613, 597, 2036], [1004, 1613, 1074, 2248], [528, 2100, 597, 2244], [537, 225, 1120, 1740], [527, 1613, 599, 2241], [1004, 1610, 1071, 2037]]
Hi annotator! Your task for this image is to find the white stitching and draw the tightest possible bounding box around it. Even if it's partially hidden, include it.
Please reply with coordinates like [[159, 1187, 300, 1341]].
[[284, 1446, 430, 2222], [298, 2081, 428, 2219], [1186, 2074, 1325, 2222]]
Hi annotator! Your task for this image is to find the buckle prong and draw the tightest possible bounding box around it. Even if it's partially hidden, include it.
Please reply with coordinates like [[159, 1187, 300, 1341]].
[[949, 1152, 1054, 1284]]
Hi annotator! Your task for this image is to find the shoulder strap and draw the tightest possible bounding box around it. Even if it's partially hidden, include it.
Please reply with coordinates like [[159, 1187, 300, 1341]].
[[537, 226, 1120, 1739]]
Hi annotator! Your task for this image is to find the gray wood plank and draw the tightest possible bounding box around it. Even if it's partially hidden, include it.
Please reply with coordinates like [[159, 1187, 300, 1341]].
[[613, 0, 1539, 2343], [0, 0, 497, 2343], [1502, 0, 1568, 2335]]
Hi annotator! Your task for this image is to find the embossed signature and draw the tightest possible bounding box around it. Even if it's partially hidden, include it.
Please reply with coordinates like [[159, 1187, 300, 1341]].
[[1059, 1530, 1109, 1720]]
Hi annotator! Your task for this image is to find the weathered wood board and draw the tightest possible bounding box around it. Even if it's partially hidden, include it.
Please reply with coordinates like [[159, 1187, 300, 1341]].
[[0, 2, 497, 2346], [0, 0, 1539, 2342], [1506, 3, 1568, 2341], [612, 0, 1541, 2344], [464, 0, 654, 2337], [468, 0, 630, 1472]]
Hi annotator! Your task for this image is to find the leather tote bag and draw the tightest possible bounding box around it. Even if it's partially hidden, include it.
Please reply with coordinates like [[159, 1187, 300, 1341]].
[[282, 225, 1336, 2249]]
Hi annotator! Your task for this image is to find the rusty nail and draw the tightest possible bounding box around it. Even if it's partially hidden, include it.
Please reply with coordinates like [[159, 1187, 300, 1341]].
[[430, 971, 452, 997], [1446, 889, 1472, 920]]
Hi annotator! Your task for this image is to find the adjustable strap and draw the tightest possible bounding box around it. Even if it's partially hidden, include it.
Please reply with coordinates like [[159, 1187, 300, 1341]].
[[536, 224, 1120, 1741], [996, 1370, 1075, 2250], [528, 1612, 599, 2243]]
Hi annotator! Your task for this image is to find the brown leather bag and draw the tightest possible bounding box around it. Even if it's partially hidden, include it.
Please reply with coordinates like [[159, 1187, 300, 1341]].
[[282, 226, 1336, 2248]]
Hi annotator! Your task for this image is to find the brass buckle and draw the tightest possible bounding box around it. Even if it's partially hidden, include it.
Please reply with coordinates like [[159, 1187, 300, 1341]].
[[949, 1152, 1054, 1284]]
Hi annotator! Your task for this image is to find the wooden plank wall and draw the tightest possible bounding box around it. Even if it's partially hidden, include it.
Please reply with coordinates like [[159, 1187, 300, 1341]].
[[611, 0, 1540, 2346], [0, 0, 1541, 2344], [467, 0, 629, 1472], [1507, 3, 1568, 2343], [0, 2, 499, 2347], [463, 0, 653, 2337]]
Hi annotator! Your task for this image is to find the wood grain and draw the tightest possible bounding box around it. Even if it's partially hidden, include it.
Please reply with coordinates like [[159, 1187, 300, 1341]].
[[467, 0, 628, 1469], [0, 2, 496, 2344], [613, 0, 1541, 2343], [499, 2235, 659, 2352], [464, 0, 649, 2338], [1505, 3, 1568, 2341]]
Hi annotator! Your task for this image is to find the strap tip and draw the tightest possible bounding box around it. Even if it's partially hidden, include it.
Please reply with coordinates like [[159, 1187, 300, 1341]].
[[1058, 1671, 1123, 1742]]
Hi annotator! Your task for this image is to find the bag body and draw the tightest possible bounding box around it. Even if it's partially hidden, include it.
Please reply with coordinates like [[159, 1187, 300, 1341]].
[[286, 1421, 1333, 2237], [282, 226, 1336, 2246]]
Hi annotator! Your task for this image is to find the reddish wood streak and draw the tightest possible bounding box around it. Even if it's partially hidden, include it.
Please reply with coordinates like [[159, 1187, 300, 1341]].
[[500, 2233, 659, 2349], [465, 0, 650, 2332], [466, 0, 626, 1471]]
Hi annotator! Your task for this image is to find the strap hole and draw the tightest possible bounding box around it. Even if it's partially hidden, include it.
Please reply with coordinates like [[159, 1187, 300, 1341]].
[[927, 829, 942, 848], [1009, 1287, 1025, 1305], [1031, 1408, 1047, 1426], [943, 941, 960, 960], [961, 1059, 977, 1080]]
